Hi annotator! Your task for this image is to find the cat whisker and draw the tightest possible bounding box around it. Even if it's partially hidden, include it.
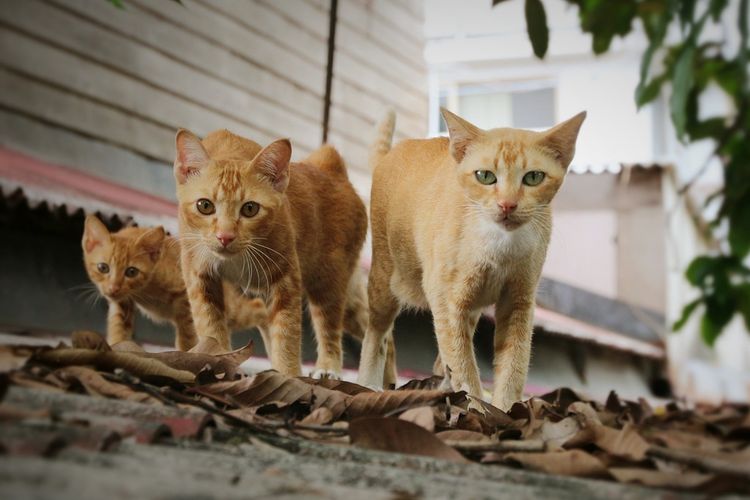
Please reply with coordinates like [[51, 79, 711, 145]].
[[250, 241, 291, 268]]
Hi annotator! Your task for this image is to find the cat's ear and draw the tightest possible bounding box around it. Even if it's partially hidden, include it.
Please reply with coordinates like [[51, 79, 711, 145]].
[[254, 139, 291, 193], [537, 111, 587, 168], [82, 214, 110, 253], [441, 108, 482, 163], [174, 129, 210, 184], [136, 226, 165, 263]]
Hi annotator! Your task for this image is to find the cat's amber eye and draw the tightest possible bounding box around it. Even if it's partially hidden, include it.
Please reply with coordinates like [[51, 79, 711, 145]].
[[196, 198, 215, 215], [475, 170, 497, 185], [522, 171, 545, 186], [96, 262, 109, 274], [125, 267, 139, 278], [240, 201, 260, 218]]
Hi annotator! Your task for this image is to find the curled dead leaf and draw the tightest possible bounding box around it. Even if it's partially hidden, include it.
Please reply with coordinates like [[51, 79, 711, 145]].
[[34, 348, 195, 384], [608, 467, 713, 489], [70, 330, 111, 352], [505, 449, 609, 478], [399, 406, 436, 432], [350, 417, 468, 463], [54, 366, 155, 403]]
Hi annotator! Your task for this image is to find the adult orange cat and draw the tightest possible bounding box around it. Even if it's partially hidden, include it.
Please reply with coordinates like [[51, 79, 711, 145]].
[[82, 215, 267, 350], [357, 109, 586, 410], [174, 129, 368, 378]]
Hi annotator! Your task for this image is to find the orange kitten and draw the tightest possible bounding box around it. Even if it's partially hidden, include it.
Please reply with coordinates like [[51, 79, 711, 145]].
[[358, 109, 586, 409], [174, 129, 368, 378], [82, 215, 267, 350]]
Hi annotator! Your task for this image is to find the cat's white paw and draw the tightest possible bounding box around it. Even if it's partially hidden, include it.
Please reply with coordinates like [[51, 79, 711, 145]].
[[310, 368, 341, 380]]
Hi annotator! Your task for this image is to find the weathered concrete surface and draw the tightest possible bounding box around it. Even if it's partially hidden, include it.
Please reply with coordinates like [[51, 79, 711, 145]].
[[0, 388, 703, 500]]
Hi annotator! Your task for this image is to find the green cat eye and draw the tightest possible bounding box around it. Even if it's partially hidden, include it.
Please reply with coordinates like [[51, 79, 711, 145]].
[[475, 170, 497, 185], [196, 198, 215, 215], [522, 171, 545, 186], [97, 262, 109, 274], [240, 201, 260, 218], [125, 266, 139, 278]]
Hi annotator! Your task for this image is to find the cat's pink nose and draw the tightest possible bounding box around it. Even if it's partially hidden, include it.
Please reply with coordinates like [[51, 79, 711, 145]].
[[498, 201, 518, 214], [216, 233, 235, 247]]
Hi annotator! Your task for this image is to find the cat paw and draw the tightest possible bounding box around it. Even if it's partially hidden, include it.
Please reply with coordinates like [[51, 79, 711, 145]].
[[310, 368, 341, 380]]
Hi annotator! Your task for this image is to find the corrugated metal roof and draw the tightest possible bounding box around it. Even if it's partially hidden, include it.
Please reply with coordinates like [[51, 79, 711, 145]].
[[0, 147, 177, 232], [569, 162, 668, 175]]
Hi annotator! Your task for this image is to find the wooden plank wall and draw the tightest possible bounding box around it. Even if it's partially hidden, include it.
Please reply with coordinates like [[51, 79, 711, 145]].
[[0, 0, 427, 202]]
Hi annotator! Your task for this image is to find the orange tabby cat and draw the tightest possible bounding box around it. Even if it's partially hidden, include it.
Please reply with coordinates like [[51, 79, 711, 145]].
[[82, 214, 268, 350], [174, 129, 368, 378], [358, 109, 586, 409]]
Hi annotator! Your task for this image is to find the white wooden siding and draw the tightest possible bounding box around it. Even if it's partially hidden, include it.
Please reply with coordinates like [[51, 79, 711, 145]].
[[0, 0, 427, 200]]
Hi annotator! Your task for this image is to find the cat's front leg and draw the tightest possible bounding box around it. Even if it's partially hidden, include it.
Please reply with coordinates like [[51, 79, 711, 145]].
[[107, 299, 135, 346], [431, 302, 484, 399], [267, 272, 302, 377], [491, 298, 534, 411], [174, 316, 198, 352], [184, 269, 231, 353]]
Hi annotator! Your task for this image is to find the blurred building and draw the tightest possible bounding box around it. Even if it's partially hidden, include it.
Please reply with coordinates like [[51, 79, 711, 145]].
[[425, 0, 749, 403]]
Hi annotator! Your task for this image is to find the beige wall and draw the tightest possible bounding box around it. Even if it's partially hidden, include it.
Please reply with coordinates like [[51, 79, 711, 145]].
[[0, 0, 427, 201], [545, 170, 666, 313]]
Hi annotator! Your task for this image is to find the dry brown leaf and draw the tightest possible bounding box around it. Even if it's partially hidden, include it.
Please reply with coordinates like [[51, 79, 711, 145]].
[[300, 407, 334, 426], [436, 430, 492, 443], [346, 389, 460, 419], [8, 371, 66, 393], [591, 423, 650, 461], [134, 341, 252, 380], [34, 348, 195, 384], [608, 467, 714, 489], [350, 417, 468, 463], [540, 387, 583, 413], [505, 449, 609, 477], [202, 371, 349, 418], [463, 398, 513, 429], [399, 406, 436, 432], [0, 345, 38, 373], [71, 330, 111, 351], [532, 416, 582, 451], [54, 366, 154, 403], [649, 428, 725, 453], [567, 401, 602, 426], [299, 377, 373, 395], [397, 375, 446, 391], [111, 340, 146, 352]]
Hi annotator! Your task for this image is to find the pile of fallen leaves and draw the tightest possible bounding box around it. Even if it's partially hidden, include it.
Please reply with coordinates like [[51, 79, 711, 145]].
[[1, 331, 749, 494]]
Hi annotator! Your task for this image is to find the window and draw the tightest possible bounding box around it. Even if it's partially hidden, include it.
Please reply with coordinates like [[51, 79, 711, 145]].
[[435, 81, 556, 135]]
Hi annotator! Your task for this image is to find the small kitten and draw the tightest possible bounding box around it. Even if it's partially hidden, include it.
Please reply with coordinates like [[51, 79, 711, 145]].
[[358, 109, 585, 410], [82, 215, 268, 350], [174, 129, 368, 378]]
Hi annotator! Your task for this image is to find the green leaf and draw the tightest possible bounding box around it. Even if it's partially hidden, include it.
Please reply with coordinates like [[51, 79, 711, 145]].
[[737, 284, 750, 331], [492, 0, 512, 5], [728, 197, 750, 258], [700, 313, 721, 346], [525, 0, 549, 59], [709, 0, 730, 21], [672, 298, 702, 331], [670, 42, 696, 139], [687, 117, 725, 141], [108, 0, 124, 8], [701, 294, 736, 346], [636, 74, 666, 108], [685, 256, 715, 286], [679, 0, 696, 26]]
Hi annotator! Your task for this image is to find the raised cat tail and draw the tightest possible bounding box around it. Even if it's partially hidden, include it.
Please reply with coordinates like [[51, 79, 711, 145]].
[[304, 144, 347, 177], [369, 109, 396, 171]]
